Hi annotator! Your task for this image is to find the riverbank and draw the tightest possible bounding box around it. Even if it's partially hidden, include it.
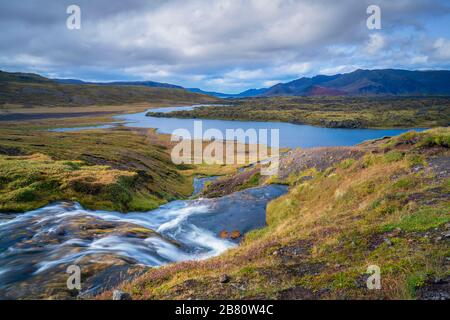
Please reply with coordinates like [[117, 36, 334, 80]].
[[0, 184, 287, 299], [1, 106, 448, 300], [0, 121, 249, 213], [147, 96, 450, 129], [99, 128, 449, 300]]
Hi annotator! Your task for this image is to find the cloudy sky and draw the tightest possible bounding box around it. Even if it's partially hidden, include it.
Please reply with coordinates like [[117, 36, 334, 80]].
[[1, 0, 449, 93]]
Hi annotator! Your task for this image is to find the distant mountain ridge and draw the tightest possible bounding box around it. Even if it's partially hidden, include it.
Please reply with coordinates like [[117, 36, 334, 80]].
[[186, 88, 236, 99], [53, 78, 183, 89], [235, 69, 450, 97], [3, 69, 450, 98]]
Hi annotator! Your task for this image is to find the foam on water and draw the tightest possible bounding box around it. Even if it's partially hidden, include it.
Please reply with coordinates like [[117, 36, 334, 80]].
[[0, 184, 288, 297]]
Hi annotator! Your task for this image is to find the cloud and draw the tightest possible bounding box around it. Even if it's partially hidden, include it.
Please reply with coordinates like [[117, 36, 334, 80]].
[[365, 34, 385, 55], [0, 0, 449, 92], [433, 38, 450, 60]]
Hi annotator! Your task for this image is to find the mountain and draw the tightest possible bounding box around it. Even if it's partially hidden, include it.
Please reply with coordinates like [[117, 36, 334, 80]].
[[0, 70, 218, 108], [238, 69, 450, 97], [187, 87, 271, 98], [234, 87, 269, 98], [186, 88, 236, 99], [53, 78, 183, 89]]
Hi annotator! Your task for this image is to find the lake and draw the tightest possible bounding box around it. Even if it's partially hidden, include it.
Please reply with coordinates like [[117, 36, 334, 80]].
[[113, 104, 424, 148]]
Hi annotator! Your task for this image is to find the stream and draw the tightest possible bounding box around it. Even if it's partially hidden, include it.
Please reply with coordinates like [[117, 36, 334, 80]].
[[2, 104, 425, 298], [0, 180, 287, 299]]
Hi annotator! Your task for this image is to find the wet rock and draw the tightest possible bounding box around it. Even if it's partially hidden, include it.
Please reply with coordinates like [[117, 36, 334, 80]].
[[230, 230, 241, 239], [112, 290, 132, 300], [219, 230, 241, 240], [219, 230, 229, 239], [219, 274, 230, 284]]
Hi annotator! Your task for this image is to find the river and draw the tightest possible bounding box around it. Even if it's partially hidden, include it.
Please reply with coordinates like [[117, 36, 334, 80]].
[[3, 104, 425, 298], [0, 181, 287, 298], [51, 104, 423, 148]]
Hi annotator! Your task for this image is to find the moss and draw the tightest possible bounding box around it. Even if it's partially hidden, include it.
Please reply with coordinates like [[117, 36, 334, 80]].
[[338, 158, 356, 169], [108, 128, 450, 300], [392, 177, 418, 190], [0, 124, 245, 213], [406, 273, 428, 297], [383, 206, 450, 232], [238, 172, 261, 190], [384, 151, 404, 163], [12, 187, 37, 202]]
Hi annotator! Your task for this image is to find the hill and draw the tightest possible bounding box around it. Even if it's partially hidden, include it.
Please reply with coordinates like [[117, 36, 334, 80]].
[[0, 71, 217, 108], [101, 128, 450, 300], [53, 78, 183, 89]]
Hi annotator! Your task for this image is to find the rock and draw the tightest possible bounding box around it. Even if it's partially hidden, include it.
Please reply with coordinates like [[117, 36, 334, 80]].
[[112, 290, 131, 300], [219, 230, 229, 239], [383, 238, 393, 246], [219, 274, 230, 284], [230, 230, 241, 239], [441, 231, 450, 239]]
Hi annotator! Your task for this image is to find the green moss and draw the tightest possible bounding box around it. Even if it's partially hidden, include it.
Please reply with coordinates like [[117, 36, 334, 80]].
[[392, 177, 418, 190], [383, 207, 450, 232], [12, 187, 37, 202], [406, 273, 428, 297], [384, 151, 404, 163], [338, 158, 356, 169]]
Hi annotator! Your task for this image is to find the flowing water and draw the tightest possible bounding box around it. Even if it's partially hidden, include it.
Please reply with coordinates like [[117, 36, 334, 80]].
[[0, 184, 287, 298], [5, 104, 425, 298]]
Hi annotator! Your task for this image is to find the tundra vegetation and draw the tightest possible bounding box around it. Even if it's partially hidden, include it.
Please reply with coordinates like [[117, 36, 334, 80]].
[[148, 96, 450, 129], [99, 128, 449, 300], [0, 71, 218, 109], [0, 119, 248, 213]]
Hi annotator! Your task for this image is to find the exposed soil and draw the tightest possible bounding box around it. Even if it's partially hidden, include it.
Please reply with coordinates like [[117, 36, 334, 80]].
[[202, 168, 260, 198], [278, 147, 364, 180]]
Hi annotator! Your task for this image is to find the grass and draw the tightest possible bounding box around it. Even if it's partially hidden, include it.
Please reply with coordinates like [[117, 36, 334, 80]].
[[0, 153, 138, 212], [0, 120, 248, 213], [101, 128, 449, 300], [148, 96, 450, 128]]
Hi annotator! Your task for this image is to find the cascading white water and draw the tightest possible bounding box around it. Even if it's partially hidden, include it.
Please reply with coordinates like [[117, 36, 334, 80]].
[[0, 184, 287, 298]]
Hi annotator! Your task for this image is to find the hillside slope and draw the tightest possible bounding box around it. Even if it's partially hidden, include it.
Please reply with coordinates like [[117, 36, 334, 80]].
[[0, 71, 217, 108], [103, 128, 449, 300]]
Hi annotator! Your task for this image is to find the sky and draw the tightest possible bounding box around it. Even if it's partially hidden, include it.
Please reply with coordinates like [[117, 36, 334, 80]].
[[1, 0, 449, 93]]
